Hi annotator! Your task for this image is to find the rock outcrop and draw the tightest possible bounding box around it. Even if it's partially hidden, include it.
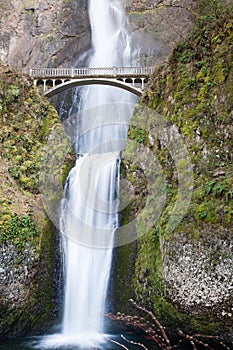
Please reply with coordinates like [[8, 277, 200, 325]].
[[0, 64, 68, 336], [0, 0, 91, 68], [0, 0, 195, 69], [115, 1, 233, 343], [126, 0, 194, 66]]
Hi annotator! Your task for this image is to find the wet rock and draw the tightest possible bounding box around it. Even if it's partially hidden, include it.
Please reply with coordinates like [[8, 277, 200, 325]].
[[162, 230, 233, 309], [0, 0, 91, 68]]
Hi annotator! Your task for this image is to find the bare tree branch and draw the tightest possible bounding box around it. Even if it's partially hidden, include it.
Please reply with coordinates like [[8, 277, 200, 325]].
[[102, 334, 130, 350], [129, 299, 172, 349], [107, 299, 230, 350], [121, 334, 149, 350]]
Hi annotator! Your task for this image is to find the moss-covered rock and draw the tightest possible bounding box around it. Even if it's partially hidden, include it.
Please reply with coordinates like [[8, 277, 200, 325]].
[[118, 2, 233, 343], [0, 64, 65, 336]]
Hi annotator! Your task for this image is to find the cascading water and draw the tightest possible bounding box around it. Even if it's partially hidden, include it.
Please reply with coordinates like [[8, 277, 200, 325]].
[[39, 0, 138, 348]]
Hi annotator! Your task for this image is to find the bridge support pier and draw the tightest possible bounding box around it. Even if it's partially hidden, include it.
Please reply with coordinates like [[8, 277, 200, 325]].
[[141, 78, 145, 90]]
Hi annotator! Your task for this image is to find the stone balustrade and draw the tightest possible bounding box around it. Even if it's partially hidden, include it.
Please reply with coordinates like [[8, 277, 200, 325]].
[[22, 66, 153, 97]]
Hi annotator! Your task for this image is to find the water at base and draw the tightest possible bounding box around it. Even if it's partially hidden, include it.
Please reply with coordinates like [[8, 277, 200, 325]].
[[7, 1, 137, 349], [0, 334, 158, 350], [34, 332, 104, 349], [52, 0, 137, 347]]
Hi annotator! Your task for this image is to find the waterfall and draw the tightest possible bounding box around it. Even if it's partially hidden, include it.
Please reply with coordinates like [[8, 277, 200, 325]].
[[39, 0, 137, 348]]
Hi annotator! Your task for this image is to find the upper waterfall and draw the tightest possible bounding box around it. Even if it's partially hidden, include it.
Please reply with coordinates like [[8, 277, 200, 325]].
[[39, 0, 139, 348], [89, 0, 131, 67]]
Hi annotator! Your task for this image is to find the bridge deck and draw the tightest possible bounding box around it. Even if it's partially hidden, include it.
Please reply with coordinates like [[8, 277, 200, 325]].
[[23, 67, 153, 79]]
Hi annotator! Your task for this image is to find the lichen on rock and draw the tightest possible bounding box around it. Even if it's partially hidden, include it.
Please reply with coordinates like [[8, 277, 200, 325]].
[[118, 1, 233, 343], [0, 63, 66, 336]]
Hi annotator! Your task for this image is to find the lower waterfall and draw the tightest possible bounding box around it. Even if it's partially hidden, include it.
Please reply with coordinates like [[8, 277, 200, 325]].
[[60, 152, 120, 344], [39, 0, 138, 348]]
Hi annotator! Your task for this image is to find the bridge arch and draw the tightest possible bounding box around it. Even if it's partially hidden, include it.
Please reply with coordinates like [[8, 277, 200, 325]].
[[46, 80, 53, 89], [55, 79, 63, 86], [43, 78, 143, 97]]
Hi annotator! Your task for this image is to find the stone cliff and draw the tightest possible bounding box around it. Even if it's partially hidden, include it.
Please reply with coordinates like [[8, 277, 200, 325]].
[[0, 0, 194, 68], [114, 1, 233, 343], [0, 0, 90, 68], [0, 64, 73, 336], [126, 0, 194, 65]]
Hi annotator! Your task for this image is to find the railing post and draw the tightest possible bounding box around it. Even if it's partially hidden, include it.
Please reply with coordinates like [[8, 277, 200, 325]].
[[141, 78, 145, 90], [28, 65, 151, 94]]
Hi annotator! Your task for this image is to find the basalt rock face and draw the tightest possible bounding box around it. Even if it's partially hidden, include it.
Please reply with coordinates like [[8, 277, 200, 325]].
[[117, 2, 233, 344], [0, 0, 195, 121], [0, 0, 195, 69], [0, 64, 73, 336], [126, 0, 195, 66], [0, 0, 91, 68]]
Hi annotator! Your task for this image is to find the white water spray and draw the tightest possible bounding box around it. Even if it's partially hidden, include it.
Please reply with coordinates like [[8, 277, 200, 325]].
[[39, 1, 137, 348]]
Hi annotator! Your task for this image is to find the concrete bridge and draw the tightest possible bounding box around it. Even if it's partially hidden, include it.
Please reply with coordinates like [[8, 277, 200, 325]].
[[24, 67, 153, 97]]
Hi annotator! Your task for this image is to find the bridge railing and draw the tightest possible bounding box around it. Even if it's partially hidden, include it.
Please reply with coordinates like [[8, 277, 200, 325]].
[[22, 66, 153, 78]]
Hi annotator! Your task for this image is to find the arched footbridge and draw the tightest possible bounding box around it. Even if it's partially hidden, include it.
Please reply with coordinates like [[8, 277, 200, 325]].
[[23, 67, 153, 97]]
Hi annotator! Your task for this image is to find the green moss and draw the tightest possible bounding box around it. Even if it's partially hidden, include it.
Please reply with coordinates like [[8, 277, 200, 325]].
[[0, 66, 59, 194], [121, 2, 233, 340], [22, 219, 58, 334], [61, 151, 75, 186], [111, 242, 137, 313], [0, 64, 61, 336], [0, 213, 39, 250], [128, 127, 147, 144]]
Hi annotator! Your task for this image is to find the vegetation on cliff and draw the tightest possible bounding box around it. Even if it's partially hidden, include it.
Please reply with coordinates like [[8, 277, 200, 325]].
[[0, 64, 61, 336], [119, 0, 233, 342], [0, 64, 59, 247], [143, 0, 233, 233]]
